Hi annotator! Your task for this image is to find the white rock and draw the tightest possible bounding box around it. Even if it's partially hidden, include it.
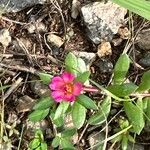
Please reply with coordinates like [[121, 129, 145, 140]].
[[81, 1, 127, 44], [0, 28, 11, 48], [47, 33, 64, 48]]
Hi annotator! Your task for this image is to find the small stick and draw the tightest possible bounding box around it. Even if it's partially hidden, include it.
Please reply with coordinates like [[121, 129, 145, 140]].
[[2, 77, 23, 101], [0, 63, 36, 74], [1, 53, 62, 65], [0, 16, 27, 25]]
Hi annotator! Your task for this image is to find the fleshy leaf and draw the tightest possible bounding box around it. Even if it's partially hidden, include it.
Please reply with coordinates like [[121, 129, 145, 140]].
[[41, 142, 47, 150], [72, 102, 86, 129], [76, 71, 90, 83], [113, 54, 130, 84], [54, 101, 70, 120], [107, 83, 138, 97], [136, 71, 150, 92], [77, 94, 98, 110], [62, 128, 76, 138], [29, 109, 49, 122], [33, 97, 54, 110], [65, 52, 78, 74], [145, 97, 150, 124], [121, 135, 128, 150], [29, 139, 40, 149], [52, 136, 60, 148], [123, 100, 145, 134], [38, 72, 53, 85], [60, 138, 74, 149], [77, 57, 87, 73], [88, 96, 111, 125]]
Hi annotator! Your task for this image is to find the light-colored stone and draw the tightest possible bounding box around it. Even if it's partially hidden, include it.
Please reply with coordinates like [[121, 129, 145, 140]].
[[16, 95, 36, 113], [73, 51, 96, 69], [81, 1, 127, 44], [0, 0, 46, 12], [112, 38, 123, 46], [118, 27, 131, 39], [47, 33, 64, 48], [0, 28, 11, 48], [71, 0, 81, 19], [27, 22, 47, 34], [31, 81, 50, 97], [97, 41, 112, 57]]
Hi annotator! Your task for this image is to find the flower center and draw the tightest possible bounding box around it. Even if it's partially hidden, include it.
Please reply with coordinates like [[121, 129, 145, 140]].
[[65, 83, 73, 94]]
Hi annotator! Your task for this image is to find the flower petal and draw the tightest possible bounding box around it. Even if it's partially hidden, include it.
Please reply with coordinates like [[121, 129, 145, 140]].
[[49, 76, 65, 90], [73, 82, 83, 95], [61, 72, 75, 83], [64, 94, 75, 102], [51, 91, 64, 102]]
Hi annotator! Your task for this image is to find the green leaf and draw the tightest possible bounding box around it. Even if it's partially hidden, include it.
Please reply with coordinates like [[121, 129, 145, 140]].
[[77, 57, 87, 73], [121, 135, 128, 150], [52, 136, 60, 148], [88, 96, 111, 125], [113, 54, 130, 84], [77, 94, 98, 110], [33, 97, 54, 110], [53, 116, 64, 127], [38, 72, 53, 85], [54, 101, 70, 120], [62, 128, 76, 138], [61, 138, 74, 149], [127, 134, 135, 143], [107, 83, 138, 97], [123, 100, 145, 134], [29, 109, 49, 122], [137, 71, 150, 92], [112, 0, 150, 20], [72, 102, 86, 129], [76, 71, 90, 83], [35, 129, 44, 140], [40, 142, 47, 150], [65, 52, 78, 74], [145, 97, 150, 124], [29, 139, 40, 149]]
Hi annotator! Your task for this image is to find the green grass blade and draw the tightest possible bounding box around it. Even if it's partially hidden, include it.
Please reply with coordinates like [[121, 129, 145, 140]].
[[112, 0, 150, 20]]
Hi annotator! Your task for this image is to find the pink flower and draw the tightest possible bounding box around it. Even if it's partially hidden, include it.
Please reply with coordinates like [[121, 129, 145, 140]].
[[49, 72, 83, 102]]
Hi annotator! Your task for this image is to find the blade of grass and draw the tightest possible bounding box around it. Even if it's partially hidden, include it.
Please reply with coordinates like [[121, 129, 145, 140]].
[[112, 0, 150, 20]]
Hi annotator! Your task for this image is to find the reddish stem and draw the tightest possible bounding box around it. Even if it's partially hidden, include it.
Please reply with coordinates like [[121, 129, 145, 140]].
[[83, 86, 99, 93], [83, 86, 150, 97]]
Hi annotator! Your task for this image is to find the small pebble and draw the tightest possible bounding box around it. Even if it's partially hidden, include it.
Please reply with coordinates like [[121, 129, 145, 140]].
[[0, 28, 11, 48], [97, 41, 112, 58]]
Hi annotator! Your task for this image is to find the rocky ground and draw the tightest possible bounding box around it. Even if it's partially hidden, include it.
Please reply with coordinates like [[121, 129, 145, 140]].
[[0, 0, 150, 150]]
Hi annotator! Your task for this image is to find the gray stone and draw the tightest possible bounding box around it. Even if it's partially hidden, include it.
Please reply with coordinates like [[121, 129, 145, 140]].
[[95, 59, 113, 73], [139, 52, 150, 67], [81, 2, 127, 44], [136, 29, 150, 50], [0, 0, 46, 13]]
